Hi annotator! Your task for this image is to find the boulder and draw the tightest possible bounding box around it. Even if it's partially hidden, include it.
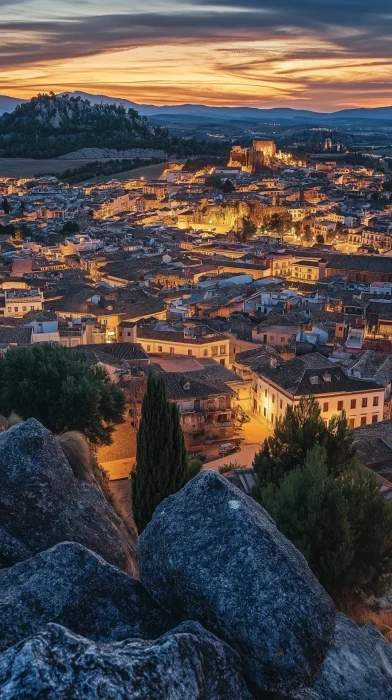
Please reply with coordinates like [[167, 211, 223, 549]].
[[0, 419, 137, 574], [312, 613, 392, 700], [139, 470, 335, 696], [0, 622, 253, 700], [0, 542, 173, 652]]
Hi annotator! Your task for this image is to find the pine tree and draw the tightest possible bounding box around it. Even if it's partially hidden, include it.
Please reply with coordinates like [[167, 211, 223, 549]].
[[258, 446, 392, 605], [132, 374, 187, 534], [252, 395, 354, 491]]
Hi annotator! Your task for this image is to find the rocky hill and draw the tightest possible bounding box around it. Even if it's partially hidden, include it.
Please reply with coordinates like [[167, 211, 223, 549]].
[[0, 419, 391, 698], [0, 93, 169, 159]]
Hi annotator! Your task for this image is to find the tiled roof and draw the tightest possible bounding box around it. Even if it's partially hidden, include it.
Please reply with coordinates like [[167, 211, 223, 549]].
[[161, 372, 234, 400], [256, 352, 383, 396], [0, 326, 32, 345], [72, 342, 148, 363]]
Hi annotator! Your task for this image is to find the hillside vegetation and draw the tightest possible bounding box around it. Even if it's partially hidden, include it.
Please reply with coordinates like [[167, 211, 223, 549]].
[[0, 93, 229, 159]]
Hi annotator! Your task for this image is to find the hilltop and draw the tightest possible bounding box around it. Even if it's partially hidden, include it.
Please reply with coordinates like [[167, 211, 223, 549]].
[[0, 93, 168, 159], [0, 93, 229, 160]]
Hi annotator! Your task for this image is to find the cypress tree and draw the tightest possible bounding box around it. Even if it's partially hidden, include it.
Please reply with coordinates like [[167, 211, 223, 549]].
[[131, 373, 187, 534]]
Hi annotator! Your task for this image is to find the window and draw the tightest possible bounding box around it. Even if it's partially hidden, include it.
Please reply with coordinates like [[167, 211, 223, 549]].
[[22, 306, 27, 312], [270, 336, 274, 341], [281, 337, 285, 343], [265, 389, 267, 398], [203, 349, 208, 357], [323, 402, 328, 412], [338, 400, 344, 410], [350, 399, 356, 409], [373, 396, 379, 407], [271, 395, 275, 404], [362, 397, 367, 408], [212, 347, 218, 357], [372, 414, 378, 423], [220, 346, 226, 355], [349, 418, 355, 429], [263, 407, 266, 417], [170, 347, 174, 354], [280, 399, 283, 410], [188, 350, 192, 357], [158, 345, 162, 352], [147, 345, 151, 352], [14, 307, 18, 312], [271, 413, 274, 424], [220, 359, 225, 366], [360, 416, 367, 426]]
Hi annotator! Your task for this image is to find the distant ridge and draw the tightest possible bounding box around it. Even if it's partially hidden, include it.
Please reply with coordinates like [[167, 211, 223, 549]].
[[0, 90, 392, 122]]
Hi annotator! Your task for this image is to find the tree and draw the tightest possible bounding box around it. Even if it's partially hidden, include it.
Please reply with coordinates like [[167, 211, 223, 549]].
[[0, 343, 125, 445], [2, 198, 10, 215], [252, 396, 355, 491], [61, 220, 80, 234], [186, 455, 202, 482], [302, 224, 313, 243], [132, 374, 187, 533], [258, 446, 392, 605], [222, 178, 235, 193], [204, 175, 223, 189], [316, 233, 325, 244]]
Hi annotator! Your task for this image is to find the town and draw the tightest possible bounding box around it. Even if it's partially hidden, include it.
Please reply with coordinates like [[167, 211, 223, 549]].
[[0, 137, 391, 496]]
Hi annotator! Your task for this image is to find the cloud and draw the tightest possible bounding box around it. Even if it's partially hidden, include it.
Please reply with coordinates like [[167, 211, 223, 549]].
[[0, 1, 391, 109]]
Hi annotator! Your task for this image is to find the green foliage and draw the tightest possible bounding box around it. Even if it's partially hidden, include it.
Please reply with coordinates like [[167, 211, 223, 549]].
[[0, 93, 230, 159], [218, 461, 248, 475], [186, 456, 202, 482], [2, 197, 10, 215], [259, 446, 392, 604], [61, 221, 79, 234], [253, 396, 355, 491], [0, 343, 125, 445], [204, 174, 223, 189], [57, 158, 164, 184], [302, 224, 313, 242], [316, 233, 325, 244], [222, 178, 235, 193], [132, 374, 187, 533]]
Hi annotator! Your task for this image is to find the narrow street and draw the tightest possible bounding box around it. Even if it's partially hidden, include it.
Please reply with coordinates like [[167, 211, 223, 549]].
[[202, 413, 272, 473]]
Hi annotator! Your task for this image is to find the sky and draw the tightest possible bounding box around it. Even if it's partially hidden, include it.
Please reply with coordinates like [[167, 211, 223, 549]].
[[1, 0, 392, 111]]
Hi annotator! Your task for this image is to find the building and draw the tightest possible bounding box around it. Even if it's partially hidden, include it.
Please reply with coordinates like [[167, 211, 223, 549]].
[[136, 323, 231, 366], [3, 288, 44, 318], [251, 353, 384, 429], [228, 140, 277, 174], [291, 259, 327, 282]]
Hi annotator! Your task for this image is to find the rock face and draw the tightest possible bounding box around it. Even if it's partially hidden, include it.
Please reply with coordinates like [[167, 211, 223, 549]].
[[139, 470, 336, 696], [0, 420, 137, 574], [0, 542, 173, 653], [0, 622, 253, 700], [312, 613, 392, 700]]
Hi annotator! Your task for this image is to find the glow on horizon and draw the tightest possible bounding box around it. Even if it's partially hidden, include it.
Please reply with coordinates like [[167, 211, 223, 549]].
[[1, 1, 392, 110]]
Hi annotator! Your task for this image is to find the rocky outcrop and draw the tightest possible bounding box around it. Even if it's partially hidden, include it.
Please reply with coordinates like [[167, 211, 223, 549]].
[[312, 613, 392, 699], [0, 426, 391, 700], [0, 622, 253, 700], [139, 470, 336, 696], [0, 542, 172, 653], [0, 420, 137, 574]]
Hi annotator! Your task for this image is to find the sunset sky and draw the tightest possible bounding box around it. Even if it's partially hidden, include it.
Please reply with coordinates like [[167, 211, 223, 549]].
[[1, 1, 392, 111]]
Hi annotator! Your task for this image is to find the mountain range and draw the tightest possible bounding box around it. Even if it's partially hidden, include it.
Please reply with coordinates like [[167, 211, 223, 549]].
[[1, 91, 392, 123]]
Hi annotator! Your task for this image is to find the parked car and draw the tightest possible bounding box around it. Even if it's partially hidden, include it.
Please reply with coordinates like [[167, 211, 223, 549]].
[[219, 442, 240, 457], [187, 450, 207, 463]]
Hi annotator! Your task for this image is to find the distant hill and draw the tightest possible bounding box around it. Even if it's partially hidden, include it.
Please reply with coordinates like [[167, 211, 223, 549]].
[[1, 91, 392, 123], [61, 93, 392, 123]]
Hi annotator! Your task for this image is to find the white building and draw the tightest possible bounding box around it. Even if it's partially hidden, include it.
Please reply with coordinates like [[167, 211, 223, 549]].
[[4, 288, 44, 318], [251, 353, 384, 430]]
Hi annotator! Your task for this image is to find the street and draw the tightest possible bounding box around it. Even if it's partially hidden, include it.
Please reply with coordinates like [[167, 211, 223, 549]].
[[202, 413, 272, 473]]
